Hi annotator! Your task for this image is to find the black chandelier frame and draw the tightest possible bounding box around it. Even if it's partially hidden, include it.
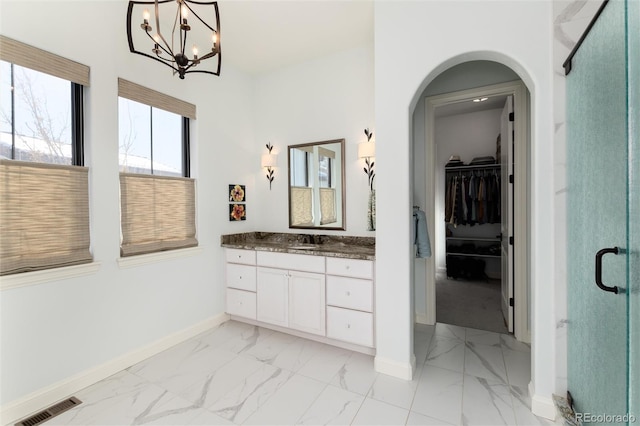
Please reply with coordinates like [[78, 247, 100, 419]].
[[126, 0, 221, 79]]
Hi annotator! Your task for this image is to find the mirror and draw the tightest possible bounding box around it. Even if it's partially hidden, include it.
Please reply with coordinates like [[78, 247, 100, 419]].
[[288, 138, 346, 230]]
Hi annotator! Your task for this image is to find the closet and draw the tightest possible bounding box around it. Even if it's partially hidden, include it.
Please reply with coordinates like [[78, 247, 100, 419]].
[[433, 95, 512, 334], [444, 163, 501, 280]]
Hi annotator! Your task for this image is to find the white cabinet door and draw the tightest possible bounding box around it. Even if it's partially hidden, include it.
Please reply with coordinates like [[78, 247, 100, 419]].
[[288, 271, 326, 336], [257, 267, 289, 327]]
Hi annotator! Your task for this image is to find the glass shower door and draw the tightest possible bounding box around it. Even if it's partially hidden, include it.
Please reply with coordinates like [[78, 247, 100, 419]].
[[566, 0, 630, 422]]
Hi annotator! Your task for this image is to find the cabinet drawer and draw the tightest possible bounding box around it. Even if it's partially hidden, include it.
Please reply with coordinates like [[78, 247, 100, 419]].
[[226, 264, 256, 291], [326, 276, 373, 312], [226, 289, 256, 319], [326, 306, 374, 347], [326, 257, 373, 279], [225, 249, 256, 265], [257, 251, 325, 273]]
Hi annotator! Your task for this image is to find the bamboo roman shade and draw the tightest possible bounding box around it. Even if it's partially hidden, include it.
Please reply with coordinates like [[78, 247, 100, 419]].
[[290, 186, 313, 226], [0, 36, 90, 86], [319, 188, 337, 225], [120, 173, 197, 257], [0, 160, 92, 275], [118, 78, 196, 120]]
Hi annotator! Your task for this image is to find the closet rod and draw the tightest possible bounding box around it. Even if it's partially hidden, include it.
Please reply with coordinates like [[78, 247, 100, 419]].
[[562, 0, 610, 75], [445, 164, 500, 171]]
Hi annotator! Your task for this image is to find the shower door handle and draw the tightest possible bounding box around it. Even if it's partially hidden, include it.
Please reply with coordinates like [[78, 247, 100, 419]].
[[595, 247, 619, 294]]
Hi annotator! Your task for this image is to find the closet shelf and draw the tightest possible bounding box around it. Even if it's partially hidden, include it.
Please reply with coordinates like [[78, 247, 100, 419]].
[[446, 237, 500, 242], [447, 252, 501, 259], [445, 163, 500, 171]]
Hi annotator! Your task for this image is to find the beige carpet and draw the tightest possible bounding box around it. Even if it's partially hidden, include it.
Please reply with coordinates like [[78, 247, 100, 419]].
[[436, 276, 509, 334]]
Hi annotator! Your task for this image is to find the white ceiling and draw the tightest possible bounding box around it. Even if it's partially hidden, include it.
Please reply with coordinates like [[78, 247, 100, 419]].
[[218, 0, 374, 75]]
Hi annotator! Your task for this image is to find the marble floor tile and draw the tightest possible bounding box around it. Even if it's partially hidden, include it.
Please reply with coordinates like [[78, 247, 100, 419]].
[[500, 333, 531, 353], [296, 343, 353, 383], [35, 321, 539, 426], [216, 323, 275, 355], [503, 347, 531, 387], [465, 329, 502, 347], [406, 410, 455, 425], [46, 371, 149, 425], [178, 354, 266, 409], [351, 397, 410, 425], [367, 363, 422, 410], [412, 365, 464, 425], [243, 374, 326, 425], [208, 363, 293, 424], [461, 375, 516, 426], [128, 342, 238, 395], [329, 351, 378, 396], [425, 335, 466, 373], [434, 323, 467, 341], [187, 409, 235, 425], [464, 341, 508, 383], [196, 320, 257, 348], [269, 335, 324, 373], [242, 329, 300, 364], [297, 385, 365, 425], [76, 382, 178, 425]]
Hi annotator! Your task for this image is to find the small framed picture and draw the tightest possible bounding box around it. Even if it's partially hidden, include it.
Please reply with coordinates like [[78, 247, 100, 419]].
[[229, 184, 246, 202], [229, 204, 246, 221]]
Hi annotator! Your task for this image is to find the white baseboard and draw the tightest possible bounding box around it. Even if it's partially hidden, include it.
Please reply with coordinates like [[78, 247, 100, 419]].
[[374, 354, 416, 380], [529, 382, 557, 420], [1, 313, 229, 426]]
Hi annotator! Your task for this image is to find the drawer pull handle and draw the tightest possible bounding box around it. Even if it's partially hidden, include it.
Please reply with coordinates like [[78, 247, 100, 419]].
[[346, 266, 350, 269], [346, 291, 351, 296], [347, 324, 351, 329]]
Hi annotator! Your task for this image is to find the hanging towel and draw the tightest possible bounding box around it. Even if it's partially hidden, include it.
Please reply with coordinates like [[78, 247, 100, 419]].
[[414, 208, 432, 258]]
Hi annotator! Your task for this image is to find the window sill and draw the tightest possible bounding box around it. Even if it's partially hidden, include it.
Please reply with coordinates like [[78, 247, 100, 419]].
[[117, 246, 203, 269], [0, 262, 102, 291]]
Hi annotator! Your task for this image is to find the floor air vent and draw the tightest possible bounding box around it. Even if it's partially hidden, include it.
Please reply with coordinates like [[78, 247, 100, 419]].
[[15, 397, 82, 426]]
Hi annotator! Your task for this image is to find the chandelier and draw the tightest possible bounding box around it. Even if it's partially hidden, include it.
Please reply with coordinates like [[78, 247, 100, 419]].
[[126, 0, 221, 79]]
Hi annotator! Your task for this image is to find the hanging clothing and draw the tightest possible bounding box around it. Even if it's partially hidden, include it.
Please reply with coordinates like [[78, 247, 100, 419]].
[[444, 166, 501, 227]]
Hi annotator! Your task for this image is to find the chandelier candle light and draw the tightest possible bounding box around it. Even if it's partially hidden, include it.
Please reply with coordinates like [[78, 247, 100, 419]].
[[127, 0, 221, 79]]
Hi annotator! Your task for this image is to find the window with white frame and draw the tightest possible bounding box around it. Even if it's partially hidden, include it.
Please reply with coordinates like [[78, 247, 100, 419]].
[[117, 79, 197, 257], [0, 36, 92, 276]]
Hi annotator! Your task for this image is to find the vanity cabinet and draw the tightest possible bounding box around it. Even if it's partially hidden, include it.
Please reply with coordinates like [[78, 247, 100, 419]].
[[325, 257, 374, 347], [225, 248, 374, 351], [256, 252, 326, 336], [225, 249, 257, 319]]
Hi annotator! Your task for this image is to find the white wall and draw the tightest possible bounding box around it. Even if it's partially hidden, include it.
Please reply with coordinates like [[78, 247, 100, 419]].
[[434, 108, 502, 275], [0, 0, 255, 407], [252, 44, 375, 236], [374, 0, 557, 414]]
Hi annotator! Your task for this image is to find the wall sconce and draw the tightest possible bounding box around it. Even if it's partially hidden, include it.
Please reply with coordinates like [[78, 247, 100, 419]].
[[358, 128, 375, 191], [261, 142, 277, 190]]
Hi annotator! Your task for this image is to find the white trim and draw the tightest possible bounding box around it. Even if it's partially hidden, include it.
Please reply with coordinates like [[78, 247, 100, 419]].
[[414, 314, 430, 325], [423, 80, 530, 341], [1, 313, 229, 426], [529, 382, 557, 420], [0, 262, 101, 291], [374, 354, 416, 380], [117, 246, 203, 269]]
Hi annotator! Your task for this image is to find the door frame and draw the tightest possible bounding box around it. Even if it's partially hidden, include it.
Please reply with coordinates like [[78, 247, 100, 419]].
[[422, 80, 530, 342]]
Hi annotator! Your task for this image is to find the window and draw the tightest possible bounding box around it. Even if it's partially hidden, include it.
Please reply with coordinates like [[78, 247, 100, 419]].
[[117, 79, 197, 257], [118, 98, 187, 177], [0, 36, 91, 276]]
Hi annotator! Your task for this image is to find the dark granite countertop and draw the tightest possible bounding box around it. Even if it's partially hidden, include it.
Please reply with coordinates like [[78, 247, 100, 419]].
[[221, 232, 375, 261]]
